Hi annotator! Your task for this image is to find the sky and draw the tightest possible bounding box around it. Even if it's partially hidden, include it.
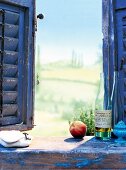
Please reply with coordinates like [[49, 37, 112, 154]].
[[36, 0, 102, 65]]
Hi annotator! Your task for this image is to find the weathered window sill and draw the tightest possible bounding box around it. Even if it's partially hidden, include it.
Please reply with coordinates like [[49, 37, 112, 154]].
[[0, 136, 126, 169]]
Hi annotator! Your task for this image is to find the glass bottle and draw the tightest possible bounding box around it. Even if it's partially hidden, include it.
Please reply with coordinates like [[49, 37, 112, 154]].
[[95, 73, 112, 140]]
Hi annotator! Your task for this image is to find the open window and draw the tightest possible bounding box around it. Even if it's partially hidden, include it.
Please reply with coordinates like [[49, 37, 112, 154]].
[[0, 0, 35, 130]]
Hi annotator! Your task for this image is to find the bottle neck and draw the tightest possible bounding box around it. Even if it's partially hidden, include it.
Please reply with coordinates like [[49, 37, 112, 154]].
[[95, 73, 105, 110], [95, 73, 112, 110]]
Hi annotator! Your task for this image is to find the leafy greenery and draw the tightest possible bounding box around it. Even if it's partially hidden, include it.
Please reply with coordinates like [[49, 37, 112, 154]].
[[71, 108, 95, 136]]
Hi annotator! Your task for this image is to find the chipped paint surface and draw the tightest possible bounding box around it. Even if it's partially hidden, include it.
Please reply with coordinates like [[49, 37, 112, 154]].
[[0, 137, 126, 169]]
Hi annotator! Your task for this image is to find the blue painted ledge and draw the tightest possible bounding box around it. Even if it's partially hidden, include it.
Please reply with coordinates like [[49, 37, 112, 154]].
[[0, 136, 126, 169]]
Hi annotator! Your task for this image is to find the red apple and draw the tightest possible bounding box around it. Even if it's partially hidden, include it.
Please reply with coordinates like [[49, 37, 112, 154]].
[[69, 121, 87, 138]]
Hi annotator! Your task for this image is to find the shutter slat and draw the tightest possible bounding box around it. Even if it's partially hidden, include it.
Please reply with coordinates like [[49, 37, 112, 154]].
[[0, 37, 18, 51], [3, 64, 18, 77], [5, 11, 19, 25], [1, 116, 19, 125], [3, 78, 17, 91], [0, 23, 19, 38], [0, 51, 18, 65], [0, 11, 19, 25], [3, 91, 17, 104], [2, 104, 18, 116], [123, 21, 126, 26]]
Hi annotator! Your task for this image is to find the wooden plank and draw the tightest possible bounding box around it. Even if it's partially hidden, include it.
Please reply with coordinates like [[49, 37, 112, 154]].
[[102, 0, 110, 109], [24, 3, 35, 128], [115, 0, 126, 10], [3, 78, 18, 91], [0, 124, 33, 131], [3, 91, 17, 105], [109, 0, 115, 95], [0, 137, 126, 169]]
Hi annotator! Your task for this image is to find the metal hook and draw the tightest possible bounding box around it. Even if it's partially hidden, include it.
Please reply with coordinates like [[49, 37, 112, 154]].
[[37, 14, 44, 20], [35, 14, 44, 32]]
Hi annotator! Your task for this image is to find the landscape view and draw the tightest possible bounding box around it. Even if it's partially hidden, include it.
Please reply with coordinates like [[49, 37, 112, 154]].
[[29, 49, 102, 136], [29, 0, 102, 137]]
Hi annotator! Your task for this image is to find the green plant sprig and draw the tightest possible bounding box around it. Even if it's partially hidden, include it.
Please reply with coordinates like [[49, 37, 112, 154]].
[[71, 108, 95, 136]]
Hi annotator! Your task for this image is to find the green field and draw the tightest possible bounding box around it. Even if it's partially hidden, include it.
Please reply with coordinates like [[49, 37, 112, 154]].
[[29, 61, 101, 137]]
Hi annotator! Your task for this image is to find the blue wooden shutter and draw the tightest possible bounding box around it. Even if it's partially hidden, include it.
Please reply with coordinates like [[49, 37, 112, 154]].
[[115, 1, 126, 123], [103, 0, 126, 125], [115, 10, 126, 121], [0, 1, 35, 130]]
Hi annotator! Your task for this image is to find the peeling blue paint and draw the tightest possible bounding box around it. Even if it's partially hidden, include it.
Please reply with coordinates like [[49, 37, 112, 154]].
[[76, 159, 90, 168], [55, 162, 71, 168]]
